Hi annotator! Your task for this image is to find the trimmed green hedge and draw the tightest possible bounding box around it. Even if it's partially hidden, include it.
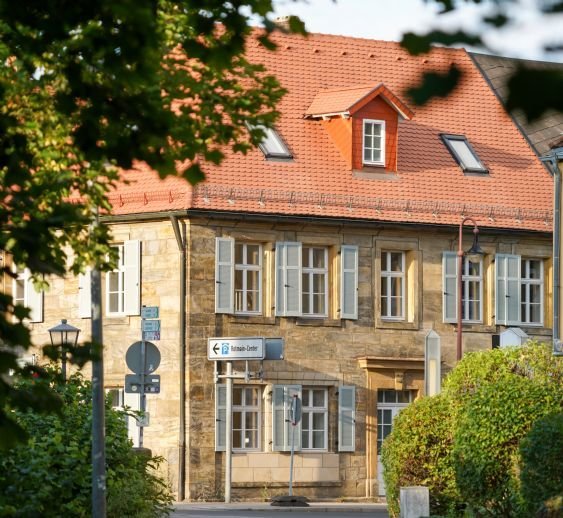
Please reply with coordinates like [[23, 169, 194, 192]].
[[0, 370, 172, 517]]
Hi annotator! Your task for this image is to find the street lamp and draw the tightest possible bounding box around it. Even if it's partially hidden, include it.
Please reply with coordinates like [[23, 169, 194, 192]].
[[457, 217, 484, 361], [48, 319, 80, 381]]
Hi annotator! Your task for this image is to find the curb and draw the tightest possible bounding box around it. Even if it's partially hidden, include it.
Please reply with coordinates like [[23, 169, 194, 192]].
[[173, 502, 388, 513]]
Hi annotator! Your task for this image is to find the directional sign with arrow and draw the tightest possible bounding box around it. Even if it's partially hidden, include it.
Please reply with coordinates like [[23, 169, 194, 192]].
[[207, 337, 265, 361]]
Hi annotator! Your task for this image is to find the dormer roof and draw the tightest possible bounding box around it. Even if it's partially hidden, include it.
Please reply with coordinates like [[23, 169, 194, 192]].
[[305, 83, 414, 120]]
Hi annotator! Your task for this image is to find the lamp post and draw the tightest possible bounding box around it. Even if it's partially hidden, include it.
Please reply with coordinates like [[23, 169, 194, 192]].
[[457, 217, 484, 362], [48, 319, 81, 381]]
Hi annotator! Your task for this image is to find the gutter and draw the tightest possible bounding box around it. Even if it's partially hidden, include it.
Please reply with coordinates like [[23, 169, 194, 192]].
[[541, 145, 563, 356], [170, 215, 188, 499]]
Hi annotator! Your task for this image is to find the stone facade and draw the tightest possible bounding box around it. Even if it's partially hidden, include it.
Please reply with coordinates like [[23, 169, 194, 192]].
[[21, 214, 552, 501]]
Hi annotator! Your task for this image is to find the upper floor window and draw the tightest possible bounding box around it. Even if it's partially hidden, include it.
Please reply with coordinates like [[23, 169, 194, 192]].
[[381, 251, 405, 320], [12, 265, 43, 323], [301, 247, 328, 317], [103, 240, 141, 317], [443, 252, 483, 324], [363, 119, 385, 166], [235, 243, 262, 314], [496, 254, 544, 326], [441, 134, 488, 174]]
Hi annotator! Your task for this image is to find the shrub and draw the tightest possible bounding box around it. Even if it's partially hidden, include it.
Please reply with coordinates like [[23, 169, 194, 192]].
[[519, 412, 563, 517], [0, 370, 172, 517], [381, 394, 459, 517]]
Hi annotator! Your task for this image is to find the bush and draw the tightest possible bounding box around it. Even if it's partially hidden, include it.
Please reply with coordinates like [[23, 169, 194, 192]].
[[0, 370, 172, 517], [381, 394, 459, 517], [519, 412, 563, 517]]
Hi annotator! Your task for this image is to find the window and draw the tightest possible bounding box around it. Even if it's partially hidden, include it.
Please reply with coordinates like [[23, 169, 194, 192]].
[[376, 390, 413, 453], [250, 124, 292, 159], [441, 134, 488, 173], [443, 252, 483, 323], [380, 251, 405, 320], [496, 254, 544, 326], [12, 265, 43, 323], [107, 387, 140, 447], [301, 247, 328, 317], [103, 240, 141, 317], [301, 388, 328, 450], [363, 119, 385, 166], [215, 238, 263, 315], [215, 385, 262, 451]]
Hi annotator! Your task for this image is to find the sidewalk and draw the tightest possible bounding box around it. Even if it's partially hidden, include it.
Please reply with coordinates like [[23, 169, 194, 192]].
[[173, 501, 388, 513]]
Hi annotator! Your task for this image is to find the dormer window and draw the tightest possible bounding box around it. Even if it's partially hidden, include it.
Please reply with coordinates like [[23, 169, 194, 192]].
[[441, 134, 488, 173], [363, 119, 386, 166], [254, 124, 292, 159]]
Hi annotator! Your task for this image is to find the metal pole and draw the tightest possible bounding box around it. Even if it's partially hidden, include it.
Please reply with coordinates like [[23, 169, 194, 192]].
[[61, 346, 67, 382], [225, 361, 233, 503], [456, 232, 464, 363], [91, 262, 106, 517], [289, 424, 295, 496], [139, 319, 146, 448]]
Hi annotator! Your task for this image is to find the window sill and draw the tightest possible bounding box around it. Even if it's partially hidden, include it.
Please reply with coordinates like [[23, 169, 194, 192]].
[[228, 315, 277, 326], [296, 318, 341, 327], [353, 169, 399, 180], [376, 320, 418, 331], [104, 315, 130, 325]]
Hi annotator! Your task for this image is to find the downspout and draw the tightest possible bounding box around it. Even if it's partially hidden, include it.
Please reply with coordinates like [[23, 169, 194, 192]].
[[170, 215, 187, 498], [541, 144, 563, 356]]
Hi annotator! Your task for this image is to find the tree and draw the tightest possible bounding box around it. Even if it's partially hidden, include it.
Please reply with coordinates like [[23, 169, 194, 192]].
[[0, 1, 305, 447], [399, 0, 563, 120]]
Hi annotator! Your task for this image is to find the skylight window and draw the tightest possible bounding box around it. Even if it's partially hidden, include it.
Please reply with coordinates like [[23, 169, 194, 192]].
[[252, 124, 292, 159], [441, 134, 488, 173]]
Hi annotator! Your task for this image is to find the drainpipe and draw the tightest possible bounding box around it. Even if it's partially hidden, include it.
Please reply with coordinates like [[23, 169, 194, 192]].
[[541, 142, 563, 356], [170, 215, 187, 498]]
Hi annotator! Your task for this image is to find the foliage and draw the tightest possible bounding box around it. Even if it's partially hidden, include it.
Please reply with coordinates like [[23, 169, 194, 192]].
[[381, 394, 460, 517], [0, 370, 173, 517], [0, 0, 303, 447], [400, 0, 563, 120], [519, 412, 563, 517], [381, 342, 563, 517]]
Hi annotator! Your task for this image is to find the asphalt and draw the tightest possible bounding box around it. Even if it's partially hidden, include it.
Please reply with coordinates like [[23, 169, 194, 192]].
[[173, 501, 388, 514]]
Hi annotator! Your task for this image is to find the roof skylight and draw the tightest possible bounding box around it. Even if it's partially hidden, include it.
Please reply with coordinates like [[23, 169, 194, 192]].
[[253, 124, 292, 159], [441, 134, 488, 173]]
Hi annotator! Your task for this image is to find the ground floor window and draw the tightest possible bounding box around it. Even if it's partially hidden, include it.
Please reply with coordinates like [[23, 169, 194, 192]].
[[301, 387, 328, 450], [232, 386, 261, 450]]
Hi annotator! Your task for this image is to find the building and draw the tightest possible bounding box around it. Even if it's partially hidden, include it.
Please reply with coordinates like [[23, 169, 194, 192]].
[[12, 31, 554, 500]]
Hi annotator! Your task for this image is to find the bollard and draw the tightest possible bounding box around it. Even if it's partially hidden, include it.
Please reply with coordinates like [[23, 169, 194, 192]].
[[400, 486, 429, 518]]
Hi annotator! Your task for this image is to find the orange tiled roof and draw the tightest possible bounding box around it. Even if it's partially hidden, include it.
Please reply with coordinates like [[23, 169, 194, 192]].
[[108, 31, 553, 233]]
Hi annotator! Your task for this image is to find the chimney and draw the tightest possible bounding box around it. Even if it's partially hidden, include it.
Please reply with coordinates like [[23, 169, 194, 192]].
[[274, 16, 291, 31]]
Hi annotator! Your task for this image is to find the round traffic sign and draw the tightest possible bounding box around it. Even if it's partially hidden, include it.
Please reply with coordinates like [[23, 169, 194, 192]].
[[125, 341, 161, 375]]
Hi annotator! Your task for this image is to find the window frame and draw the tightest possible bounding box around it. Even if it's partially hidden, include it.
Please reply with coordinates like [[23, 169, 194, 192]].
[[380, 251, 406, 321], [461, 256, 483, 323], [301, 387, 328, 451], [520, 258, 544, 326], [106, 244, 126, 316], [232, 385, 262, 452], [248, 123, 292, 159], [443, 252, 483, 324], [441, 134, 488, 173], [301, 246, 329, 318], [363, 119, 386, 167], [234, 242, 263, 315], [12, 264, 43, 323]]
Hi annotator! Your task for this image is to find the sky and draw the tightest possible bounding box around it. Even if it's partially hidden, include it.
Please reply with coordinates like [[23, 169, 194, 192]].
[[266, 0, 563, 62]]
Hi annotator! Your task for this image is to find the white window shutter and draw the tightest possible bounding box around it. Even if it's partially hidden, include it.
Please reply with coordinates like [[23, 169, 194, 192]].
[[275, 242, 302, 317], [338, 385, 356, 452], [443, 252, 457, 323], [78, 269, 92, 319], [341, 245, 358, 319], [215, 238, 234, 314], [123, 391, 140, 447], [215, 384, 227, 452], [496, 254, 520, 325], [272, 384, 302, 451], [26, 271, 43, 323], [123, 240, 141, 316]]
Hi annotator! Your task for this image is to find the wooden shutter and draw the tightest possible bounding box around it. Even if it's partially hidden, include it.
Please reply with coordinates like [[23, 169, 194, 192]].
[[496, 254, 520, 325], [78, 269, 92, 318], [338, 385, 356, 452], [215, 238, 234, 314], [272, 384, 302, 451], [123, 240, 141, 316], [275, 243, 302, 316], [443, 252, 457, 323], [341, 245, 358, 319], [215, 384, 227, 451]]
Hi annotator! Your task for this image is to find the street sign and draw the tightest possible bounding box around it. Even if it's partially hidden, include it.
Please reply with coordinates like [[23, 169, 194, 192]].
[[141, 306, 159, 319], [142, 319, 161, 332], [143, 331, 161, 341], [125, 374, 161, 394], [125, 341, 161, 374], [207, 337, 265, 360], [290, 395, 302, 426]]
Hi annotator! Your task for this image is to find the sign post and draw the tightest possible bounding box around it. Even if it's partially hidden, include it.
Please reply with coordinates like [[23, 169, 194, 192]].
[[288, 394, 302, 497]]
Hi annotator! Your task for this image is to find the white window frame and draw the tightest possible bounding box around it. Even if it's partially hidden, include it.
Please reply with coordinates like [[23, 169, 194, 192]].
[[363, 119, 386, 166], [520, 258, 544, 326], [106, 244, 126, 316], [461, 256, 483, 323], [301, 246, 329, 318], [443, 252, 483, 324], [301, 387, 328, 451], [105, 240, 141, 317], [12, 265, 43, 323], [232, 386, 262, 451], [380, 251, 405, 321], [441, 134, 488, 173], [247, 123, 292, 159], [234, 243, 263, 315]]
